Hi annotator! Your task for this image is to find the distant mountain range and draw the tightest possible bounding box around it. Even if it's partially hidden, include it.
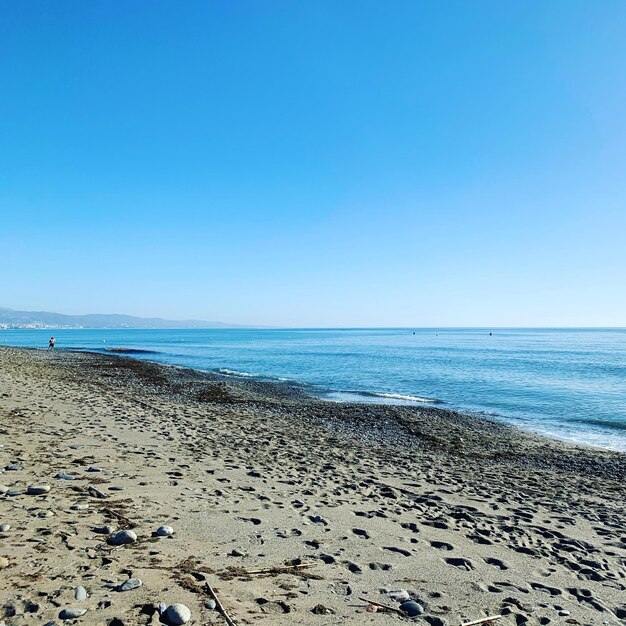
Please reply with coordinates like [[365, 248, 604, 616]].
[[0, 307, 246, 329]]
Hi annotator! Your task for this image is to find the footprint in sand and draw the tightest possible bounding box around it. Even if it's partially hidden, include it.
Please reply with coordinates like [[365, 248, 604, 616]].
[[445, 557, 475, 571], [484, 557, 509, 570]]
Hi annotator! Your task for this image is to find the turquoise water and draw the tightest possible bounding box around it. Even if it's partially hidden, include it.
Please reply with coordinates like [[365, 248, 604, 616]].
[[2, 328, 625, 451]]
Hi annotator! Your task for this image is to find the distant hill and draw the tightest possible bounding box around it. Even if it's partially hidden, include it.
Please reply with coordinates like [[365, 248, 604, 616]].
[[0, 307, 246, 329]]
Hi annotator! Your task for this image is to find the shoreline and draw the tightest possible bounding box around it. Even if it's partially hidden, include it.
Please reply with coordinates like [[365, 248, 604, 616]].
[[11, 344, 626, 455], [1, 346, 626, 625]]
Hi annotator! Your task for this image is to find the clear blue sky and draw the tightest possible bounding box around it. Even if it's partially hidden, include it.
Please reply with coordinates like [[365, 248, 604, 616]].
[[1, 1, 625, 327]]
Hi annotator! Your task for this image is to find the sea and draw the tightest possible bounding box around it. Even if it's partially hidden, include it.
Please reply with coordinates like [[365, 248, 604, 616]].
[[2, 328, 625, 452]]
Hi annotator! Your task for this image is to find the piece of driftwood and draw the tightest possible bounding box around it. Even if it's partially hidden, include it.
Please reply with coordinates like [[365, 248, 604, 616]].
[[246, 562, 317, 575], [204, 581, 237, 626], [358, 597, 405, 615], [87, 485, 108, 498], [461, 615, 503, 626]]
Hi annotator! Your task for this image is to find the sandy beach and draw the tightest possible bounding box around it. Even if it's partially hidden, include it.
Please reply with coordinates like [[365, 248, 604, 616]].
[[1, 346, 625, 626]]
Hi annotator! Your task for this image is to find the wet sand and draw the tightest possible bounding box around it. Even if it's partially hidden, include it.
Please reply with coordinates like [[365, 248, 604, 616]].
[[1, 347, 625, 626]]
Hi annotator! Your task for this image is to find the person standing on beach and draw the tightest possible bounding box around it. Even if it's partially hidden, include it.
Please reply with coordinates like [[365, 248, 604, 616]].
[[48, 337, 55, 350]]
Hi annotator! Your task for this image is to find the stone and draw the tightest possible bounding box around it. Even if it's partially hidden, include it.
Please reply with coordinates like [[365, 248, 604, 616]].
[[0, 524, 10, 532], [37, 510, 55, 518], [399, 601, 424, 617], [74, 586, 88, 601], [58, 608, 87, 620], [7, 489, 24, 497], [388, 589, 410, 602], [93, 525, 115, 534], [155, 525, 174, 537], [5, 464, 22, 471], [229, 549, 247, 557], [118, 578, 142, 591], [27, 485, 51, 495], [204, 599, 216, 610], [0, 485, 8, 494], [108, 529, 137, 545], [86, 466, 103, 472], [0, 557, 9, 569], [71, 504, 89, 511], [55, 473, 75, 480], [163, 604, 191, 625]]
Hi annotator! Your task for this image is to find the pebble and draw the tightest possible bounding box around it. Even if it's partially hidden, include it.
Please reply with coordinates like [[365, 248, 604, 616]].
[[37, 510, 55, 518], [55, 473, 75, 480], [118, 578, 142, 591], [229, 549, 247, 557], [71, 504, 89, 511], [204, 599, 216, 610], [86, 466, 103, 472], [7, 489, 24, 497], [0, 485, 8, 494], [388, 589, 410, 602], [58, 608, 87, 620], [108, 529, 137, 545], [399, 600, 424, 617], [163, 604, 191, 625], [0, 524, 10, 532], [93, 525, 115, 534], [27, 485, 51, 495], [558, 610, 571, 617], [155, 525, 174, 537], [5, 464, 22, 471], [0, 557, 9, 569], [74, 586, 88, 601]]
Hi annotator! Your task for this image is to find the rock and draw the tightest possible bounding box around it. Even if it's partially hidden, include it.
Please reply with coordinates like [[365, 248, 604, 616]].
[[108, 486, 125, 491], [59, 608, 87, 620], [27, 485, 51, 495], [5, 464, 22, 471], [558, 610, 571, 617], [118, 578, 142, 591], [55, 473, 75, 480], [93, 525, 115, 534], [229, 549, 247, 557], [0, 524, 10, 532], [0, 557, 9, 569], [312, 604, 335, 614], [70, 504, 89, 511], [37, 510, 55, 518], [108, 529, 137, 545], [155, 525, 174, 537], [204, 599, 216, 610], [164, 604, 191, 625], [399, 600, 424, 617], [74, 586, 88, 601], [86, 466, 103, 472], [388, 589, 411, 602], [0, 485, 8, 494], [6, 489, 24, 497]]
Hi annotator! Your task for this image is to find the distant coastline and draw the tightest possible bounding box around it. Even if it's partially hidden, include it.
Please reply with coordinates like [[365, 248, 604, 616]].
[[0, 306, 249, 330]]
